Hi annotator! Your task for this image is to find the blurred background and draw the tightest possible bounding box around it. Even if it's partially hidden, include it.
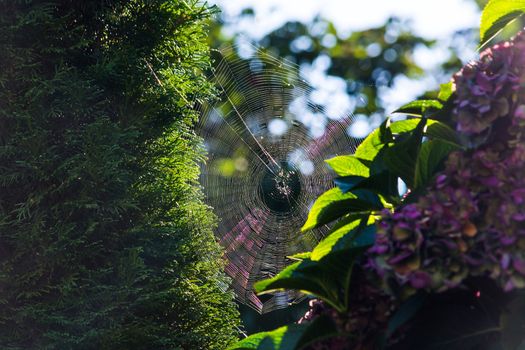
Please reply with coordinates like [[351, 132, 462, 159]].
[[202, 0, 490, 335], [208, 0, 490, 137]]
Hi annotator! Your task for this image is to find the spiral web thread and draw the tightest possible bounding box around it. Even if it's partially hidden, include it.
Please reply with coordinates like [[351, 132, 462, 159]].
[[196, 43, 359, 313]]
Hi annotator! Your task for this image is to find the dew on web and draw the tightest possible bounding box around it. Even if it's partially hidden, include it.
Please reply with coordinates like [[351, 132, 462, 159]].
[[195, 42, 360, 313]]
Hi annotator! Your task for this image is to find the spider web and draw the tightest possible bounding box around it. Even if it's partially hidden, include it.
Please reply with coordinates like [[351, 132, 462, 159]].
[[196, 43, 359, 313]]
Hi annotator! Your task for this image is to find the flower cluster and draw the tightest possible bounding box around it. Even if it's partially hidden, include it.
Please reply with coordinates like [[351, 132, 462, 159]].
[[368, 180, 479, 294], [453, 31, 525, 138], [368, 30, 525, 296], [299, 30, 525, 349]]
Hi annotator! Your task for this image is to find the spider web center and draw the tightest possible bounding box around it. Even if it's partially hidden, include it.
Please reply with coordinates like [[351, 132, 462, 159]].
[[258, 163, 301, 214]]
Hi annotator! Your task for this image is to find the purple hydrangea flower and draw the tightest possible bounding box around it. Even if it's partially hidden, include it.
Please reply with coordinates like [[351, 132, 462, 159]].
[[368, 29, 525, 296]]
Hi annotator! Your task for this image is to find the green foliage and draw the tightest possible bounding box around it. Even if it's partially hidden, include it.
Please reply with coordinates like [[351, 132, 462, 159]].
[[329, 117, 460, 197], [301, 188, 382, 232], [229, 315, 338, 350], [310, 218, 376, 261], [480, 0, 525, 47], [0, 1, 239, 349], [437, 82, 455, 102], [275, 111, 463, 320], [393, 82, 456, 124], [255, 244, 368, 313], [231, 2, 525, 348], [231, 80, 465, 348], [393, 100, 444, 116], [383, 118, 426, 188], [255, 216, 375, 315], [325, 155, 370, 177], [350, 118, 457, 162], [414, 139, 460, 188]]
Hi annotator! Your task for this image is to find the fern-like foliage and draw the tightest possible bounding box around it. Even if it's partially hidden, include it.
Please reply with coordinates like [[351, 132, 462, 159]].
[[0, 1, 239, 349]]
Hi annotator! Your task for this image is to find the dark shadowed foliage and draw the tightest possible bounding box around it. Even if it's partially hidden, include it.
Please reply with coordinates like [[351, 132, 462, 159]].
[[0, 1, 239, 349]]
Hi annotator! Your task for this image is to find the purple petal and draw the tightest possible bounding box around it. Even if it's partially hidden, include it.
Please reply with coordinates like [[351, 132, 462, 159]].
[[500, 235, 517, 246], [512, 213, 525, 222], [387, 251, 413, 265], [480, 176, 500, 187], [513, 258, 525, 276], [500, 254, 511, 270], [409, 271, 433, 289], [504, 279, 515, 292], [369, 244, 389, 255]]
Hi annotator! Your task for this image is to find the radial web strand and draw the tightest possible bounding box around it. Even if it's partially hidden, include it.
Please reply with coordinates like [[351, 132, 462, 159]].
[[196, 43, 360, 313]]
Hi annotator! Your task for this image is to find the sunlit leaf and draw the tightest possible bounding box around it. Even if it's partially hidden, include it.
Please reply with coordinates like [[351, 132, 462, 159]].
[[354, 126, 386, 161], [393, 100, 443, 116], [288, 252, 312, 260], [254, 247, 366, 312], [438, 82, 454, 102], [253, 259, 342, 309], [228, 315, 338, 350], [310, 215, 363, 261], [301, 188, 382, 232], [479, 0, 525, 48], [325, 155, 370, 177], [310, 219, 376, 261], [354, 119, 418, 161]]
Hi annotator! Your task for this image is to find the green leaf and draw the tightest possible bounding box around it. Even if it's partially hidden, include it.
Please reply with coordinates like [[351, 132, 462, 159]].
[[386, 292, 426, 338], [479, 0, 525, 48], [414, 140, 460, 189], [354, 127, 386, 161], [288, 252, 312, 260], [354, 119, 421, 161], [310, 215, 364, 261], [390, 119, 452, 139], [389, 119, 419, 133], [301, 187, 383, 232], [348, 118, 458, 192], [393, 100, 443, 116], [438, 82, 454, 102], [425, 120, 461, 145], [334, 170, 399, 200], [254, 259, 341, 309], [379, 117, 394, 143], [294, 315, 339, 349], [383, 119, 426, 188], [378, 119, 460, 189], [334, 175, 368, 193], [325, 155, 370, 177], [254, 247, 366, 312], [367, 153, 401, 201], [229, 324, 300, 350], [320, 247, 366, 311], [310, 218, 376, 262], [351, 223, 377, 248], [228, 315, 339, 350]]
